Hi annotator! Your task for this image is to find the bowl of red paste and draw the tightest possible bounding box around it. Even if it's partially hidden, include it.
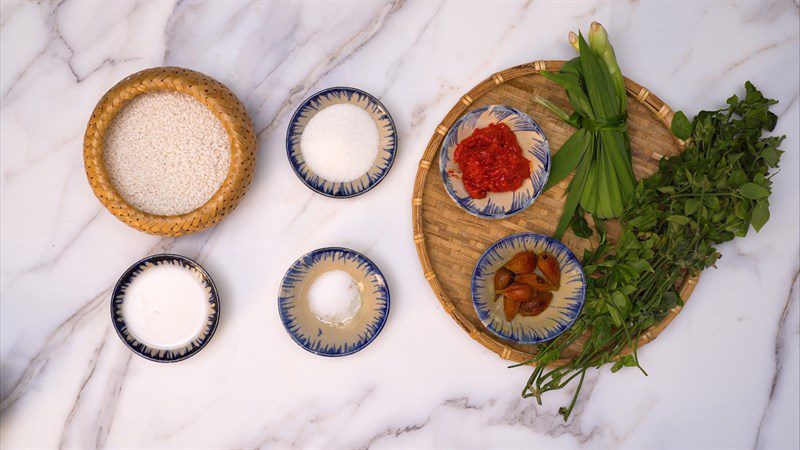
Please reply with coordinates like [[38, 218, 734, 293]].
[[439, 105, 550, 219]]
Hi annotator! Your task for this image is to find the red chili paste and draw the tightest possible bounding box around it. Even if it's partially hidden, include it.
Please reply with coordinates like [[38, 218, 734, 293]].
[[453, 122, 531, 199]]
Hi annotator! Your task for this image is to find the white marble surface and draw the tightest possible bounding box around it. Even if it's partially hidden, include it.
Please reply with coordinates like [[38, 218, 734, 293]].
[[1, 1, 799, 448]]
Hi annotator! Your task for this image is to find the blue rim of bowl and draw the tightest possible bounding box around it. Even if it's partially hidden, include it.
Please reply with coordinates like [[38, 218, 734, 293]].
[[286, 87, 398, 198], [439, 105, 551, 219], [471, 233, 585, 344], [110, 254, 220, 363], [277, 247, 390, 357]]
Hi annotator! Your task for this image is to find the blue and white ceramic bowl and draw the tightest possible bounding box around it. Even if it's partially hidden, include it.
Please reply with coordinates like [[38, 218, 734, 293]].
[[110, 254, 220, 363], [286, 87, 398, 198], [440, 105, 550, 219], [278, 247, 390, 357], [472, 233, 585, 344]]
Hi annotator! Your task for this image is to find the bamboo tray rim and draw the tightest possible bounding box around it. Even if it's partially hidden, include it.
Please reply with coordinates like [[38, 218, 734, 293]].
[[411, 59, 700, 366]]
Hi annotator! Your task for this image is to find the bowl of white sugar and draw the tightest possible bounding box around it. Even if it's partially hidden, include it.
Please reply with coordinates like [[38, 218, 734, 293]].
[[278, 247, 390, 356], [84, 67, 256, 236], [286, 87, 397, 198], [111, 254, 220, 362]]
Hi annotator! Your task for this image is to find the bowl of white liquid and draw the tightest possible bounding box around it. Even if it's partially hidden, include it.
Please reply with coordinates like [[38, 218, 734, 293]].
[[111, 254, 220, 362], [278, 247, 390, 356]]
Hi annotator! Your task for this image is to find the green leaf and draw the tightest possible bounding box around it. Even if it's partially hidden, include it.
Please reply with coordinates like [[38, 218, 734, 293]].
[[614, 264, 640, 282], [736, 218, 751, 237], [629, 259, 654, 273], [671, 111, 692, 140], [627, 207, 657, 230], [600, 130, 637, 194], [624, 357, 639, 367], [534, 96, 573, 124], [739, 182, 770, 199], [561, 58, 596, 120], [592, 213, 607, 239], [545, 129, 591, 191], [761, 147, 781, 166], [539, 71, 593, 119], [660, 290, 679, 310], [751, 200, 770, 232], [619, 229, 639, 248], [730, 168, 748, 186], [734, 200, 749, 219], [554, 149, 593, 240], [620, 284, 637, 295], [578, 33, 616, 118], [611, 291, 627, 308], [538, 70, 581, 90], [605, 303, 622, 326], [684, 169, 694, 184], [666, 215, 691, 225], [684, 198, 701, 215], [570, 206, 593, 239], [703, 196, 720, 210]]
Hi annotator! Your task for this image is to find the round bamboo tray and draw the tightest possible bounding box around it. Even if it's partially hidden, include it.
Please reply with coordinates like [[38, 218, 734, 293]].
[[412, 60, 700, 366], [84, 66, 256, 236]]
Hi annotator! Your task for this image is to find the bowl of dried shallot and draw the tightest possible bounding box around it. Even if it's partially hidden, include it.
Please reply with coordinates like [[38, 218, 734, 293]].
[[471, 233, 586, 344]]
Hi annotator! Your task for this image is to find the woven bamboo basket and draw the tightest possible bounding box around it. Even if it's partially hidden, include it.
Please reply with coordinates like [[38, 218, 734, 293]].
[[83, 67, 257, 236], [412, 60, 700, 366]]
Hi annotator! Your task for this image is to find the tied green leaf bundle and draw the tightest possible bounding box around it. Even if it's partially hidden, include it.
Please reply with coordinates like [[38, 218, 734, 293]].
[[515, 82, 784, 421], [537, 23, 636, 240]]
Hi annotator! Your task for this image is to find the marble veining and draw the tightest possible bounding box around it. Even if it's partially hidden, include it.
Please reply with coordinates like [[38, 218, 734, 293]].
[[1, 1, 798, 448]]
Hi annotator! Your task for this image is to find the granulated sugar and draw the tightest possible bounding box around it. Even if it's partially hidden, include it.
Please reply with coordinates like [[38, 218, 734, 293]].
[[300, 103, 379, 182], [104, 91, 231, 216]]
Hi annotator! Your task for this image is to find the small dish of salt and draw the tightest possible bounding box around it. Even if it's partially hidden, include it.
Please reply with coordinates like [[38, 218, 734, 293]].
[[278, 247, 390, 357], [286, 87, 397, 198]]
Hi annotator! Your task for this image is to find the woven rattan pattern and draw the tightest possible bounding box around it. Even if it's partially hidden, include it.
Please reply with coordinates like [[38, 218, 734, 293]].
[[413, 61, 699, 366], [84, 67, 256, 236]]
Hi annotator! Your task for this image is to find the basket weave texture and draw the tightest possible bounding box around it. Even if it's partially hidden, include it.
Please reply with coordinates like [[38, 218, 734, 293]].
[[412, 60, 700, 366], [83, 66, 256, 236]]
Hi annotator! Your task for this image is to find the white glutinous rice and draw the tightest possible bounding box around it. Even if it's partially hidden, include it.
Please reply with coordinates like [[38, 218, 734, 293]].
[[104, 90, 231, 216], [300, 103, 379, 182], [307, 269, 363, 326]]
